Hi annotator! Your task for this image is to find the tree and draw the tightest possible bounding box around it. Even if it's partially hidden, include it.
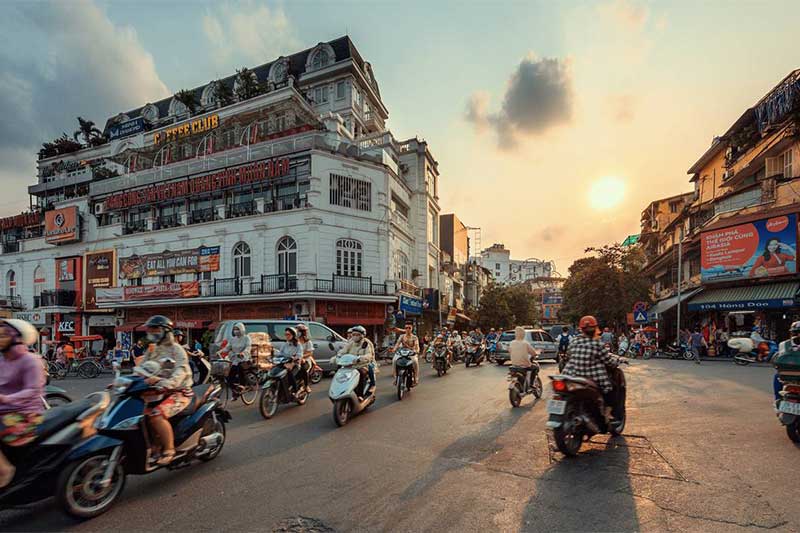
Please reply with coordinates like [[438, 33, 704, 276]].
[[52, 133, 82, 155], [234, 67, 263, 101], [212, 79, 234, 107], [476, 283, 541, 330], [506, 284, 540, 327], [73, 117, 106, 147], [174, 89, 198, 116], [560, 243, 650, 328]]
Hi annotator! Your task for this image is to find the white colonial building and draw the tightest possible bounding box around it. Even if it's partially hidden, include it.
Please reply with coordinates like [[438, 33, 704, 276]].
[[478, 243, 554, 285], [0, 37, 441, 346]]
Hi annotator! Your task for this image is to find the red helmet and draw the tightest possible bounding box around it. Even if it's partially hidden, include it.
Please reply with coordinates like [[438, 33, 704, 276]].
[[579, 316, 598, 329]]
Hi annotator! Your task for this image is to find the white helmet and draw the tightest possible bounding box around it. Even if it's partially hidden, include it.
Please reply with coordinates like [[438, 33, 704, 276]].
[[1, 319, 38, 346]]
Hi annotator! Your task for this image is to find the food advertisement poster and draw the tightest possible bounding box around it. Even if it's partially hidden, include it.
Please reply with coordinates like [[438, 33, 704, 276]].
[[701, 214, 797, 282], [119, 246, 220, 279]]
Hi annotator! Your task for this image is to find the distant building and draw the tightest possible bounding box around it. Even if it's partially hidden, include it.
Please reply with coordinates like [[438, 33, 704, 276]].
[[439, 213, 469, 267], [478, 243, 553, 285]]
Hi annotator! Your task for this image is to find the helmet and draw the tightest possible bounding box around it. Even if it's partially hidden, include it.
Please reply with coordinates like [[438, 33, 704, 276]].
[[144, 315, 173, 331], [579, 316, 599, 329], [284, 327, 298, 338], [791, 321, 800, 333], [173, 329, 185, 338], [351, 325, 367, 336], [1, 319, 38, 346], [603, 327, 610, 332]]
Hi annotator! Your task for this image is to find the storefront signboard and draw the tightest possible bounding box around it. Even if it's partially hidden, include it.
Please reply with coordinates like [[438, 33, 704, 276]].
[[123, 282, 200, 301], [399, 294, 423, 315], [119, 246, 220, 279], [96, 287, 123, 304], [45, 206, 80, 244], [108, 117, 145, 140], [701, 214, 797, 282], [688, 298, 796, 312], [0, 211, 41, 230], [84, 250, 116, 310], [154, 114, 218, 145], [13, 311, 46, 326]]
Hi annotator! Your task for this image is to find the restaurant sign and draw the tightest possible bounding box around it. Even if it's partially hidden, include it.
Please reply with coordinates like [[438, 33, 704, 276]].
[[123, 282, 200, 301], [0, 211, 41, 231], [45, 206, 80, 244], [108, 117, 145, 140], [119, 246, 220, 280], [104, 157, 290, 210], [154, 114, 218, 145], [84, 250, 116, 310]]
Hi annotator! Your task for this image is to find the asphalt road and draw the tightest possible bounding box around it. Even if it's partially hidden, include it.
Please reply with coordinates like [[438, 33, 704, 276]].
[[2, 357, 798, 532]]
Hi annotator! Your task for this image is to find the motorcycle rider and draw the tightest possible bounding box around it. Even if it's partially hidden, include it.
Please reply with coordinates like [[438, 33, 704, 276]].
[[277, 327, 304, 396], [0, 319, 45, 488], [295, 324, 314, 393], [392, 322, 420, 385], [562, 315, 624, 423], [449, 330, 464, 360], [509, 326, 539, 390], [772, 321, 800, 401], [339, 325, 376, 392], [225, 322, 252, 397], [138, 315, 193, 465], [556, 326, 571, 352]]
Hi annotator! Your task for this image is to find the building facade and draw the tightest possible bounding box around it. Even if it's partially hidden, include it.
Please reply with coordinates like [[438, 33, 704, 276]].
[[0, 36, 440, 348], [478, 243, 553, 285]]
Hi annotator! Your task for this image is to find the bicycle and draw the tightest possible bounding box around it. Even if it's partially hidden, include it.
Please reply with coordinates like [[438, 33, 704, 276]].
[[210, 359, 261, 407]]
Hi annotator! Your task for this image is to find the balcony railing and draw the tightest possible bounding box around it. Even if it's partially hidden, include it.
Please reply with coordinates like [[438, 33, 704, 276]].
[[123, 220, 148, 235], [226, 201, 256, 219], [398, 279, 419, 295], [263, 274, 297, 293], [314, 275, 388, 296], [39, 289, 76, 307], [154, 214, 181, 230], [190, 207, 219, 225], [0, 294, 23, 309], [2, 242, 20, 254]]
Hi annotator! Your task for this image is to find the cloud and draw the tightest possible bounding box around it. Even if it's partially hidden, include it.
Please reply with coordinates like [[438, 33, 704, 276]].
[[202, 1, 299, 68], [465, 54, 573, 149], [599, 0, 648, 32], [0, 0, 169, 216], [539, 225, 567, 243], [609, 93, 637, 123]]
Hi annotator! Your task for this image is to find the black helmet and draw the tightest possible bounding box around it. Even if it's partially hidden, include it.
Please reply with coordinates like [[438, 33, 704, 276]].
[[173, 329, 185, 338], [144, 315, 174, 330]]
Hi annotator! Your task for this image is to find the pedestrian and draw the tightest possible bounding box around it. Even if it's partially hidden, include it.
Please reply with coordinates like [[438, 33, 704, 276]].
[[689, 328, 705, 364], [132, 339, 145, 359]]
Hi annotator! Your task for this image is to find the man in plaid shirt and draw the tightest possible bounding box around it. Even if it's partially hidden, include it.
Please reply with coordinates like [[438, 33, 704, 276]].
[[562, 315, 623, 419]]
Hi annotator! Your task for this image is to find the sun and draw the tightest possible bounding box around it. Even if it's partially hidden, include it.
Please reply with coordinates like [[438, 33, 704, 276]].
[[588, 176, 626, 210]]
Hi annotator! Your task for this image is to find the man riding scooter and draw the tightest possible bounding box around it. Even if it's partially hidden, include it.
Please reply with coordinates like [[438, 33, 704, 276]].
[[338, 326, 376, 394], [392, 322, 420, 386]]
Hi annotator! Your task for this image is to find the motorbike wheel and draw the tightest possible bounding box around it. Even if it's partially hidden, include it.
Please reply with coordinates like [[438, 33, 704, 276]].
[[496, 358, 504, 366], [198, 415, 226, 462], [553, 406, 584, 457], [532, 376, 543, 399], [437, 367, 443, 377], [683, 350, 696, 361], [57, 452, 126, 519], [509, 385, 522, 408], [240, 385, 258, 406], [786, 422, 800, 443], [294, 388, 309, 405], [45, 392, 72, 408], [259, 387, 279, 419], [310, 368, 323, 384], [396, 372, 405, 401], [78, 362, 99, 379], [333, 399, 352, 427], [610, 387, 627, 436], [734, 356, 751, 366], [465, 359, 470, 368]]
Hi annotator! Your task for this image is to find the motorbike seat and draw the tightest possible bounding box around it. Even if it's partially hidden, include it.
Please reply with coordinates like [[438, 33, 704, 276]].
[[177, 385, 214, 417], [33, 397, 96, 441], [509, 366, 534, 373], [559, 375, 601, 391]]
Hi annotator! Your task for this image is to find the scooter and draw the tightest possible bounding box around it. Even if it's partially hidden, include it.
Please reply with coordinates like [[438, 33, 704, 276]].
[[43, 384, 73, 408], [730, 337, 778, 365], [432, 344, 450, 377], [0, 392, 110, 516], [395, 347, 417, 400], [657, 341, 691, 360], [773, 348, 800, 442], [546, 359, 629, 457], [464, 341, 485, 367], [60, 369, 230, 518], [190, 349, 212, 385], [259, 355, 309, 419], [450, 342, 465, 363], [329, 353, 376, 426], [508, 362, 542, 407], [486, 340, 498, 363]]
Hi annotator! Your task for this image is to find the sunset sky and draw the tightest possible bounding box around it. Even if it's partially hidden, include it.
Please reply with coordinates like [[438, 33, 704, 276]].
[[1, 0, 798, 273]]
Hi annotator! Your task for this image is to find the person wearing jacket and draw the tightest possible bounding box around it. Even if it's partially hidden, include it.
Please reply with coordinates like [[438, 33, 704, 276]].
[[224, 322, 252, 396], [339, 325, 376, 391], [0, 319, 45, 488], [137, 315, 193, 465]]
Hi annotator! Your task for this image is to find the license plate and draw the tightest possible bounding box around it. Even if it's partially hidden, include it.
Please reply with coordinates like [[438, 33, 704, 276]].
[[547, 399, 566, 415], [779, 401, 800, 415]]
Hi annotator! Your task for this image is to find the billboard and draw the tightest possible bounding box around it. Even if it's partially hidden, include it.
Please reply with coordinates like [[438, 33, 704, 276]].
[[123, 282, 200, 301], [84, 250, 116, 310], [119, 246, 220, 280], [45, 207, 80, 244], [701, 214, 797, 282]]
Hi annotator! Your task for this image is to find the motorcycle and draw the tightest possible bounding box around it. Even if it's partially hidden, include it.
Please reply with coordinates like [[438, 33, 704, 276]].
[[656, 341, 691, 360], [259, 355, 309, 419], [60, 372, 230, 518], [44, 384, 73, 409], [450, 342, 465, 363], [424, 343, 435, 363], [310, 362, 323, 384], [730, 337, 778, 365], [546, 360, 629, 457], [329, 353, 376, 426], [486, 339, 498, 363], [0, 392, 110, 516], [464, 341, 485, 368], [508, 363, 542, 407], [395, 347, 417, 400], [557, 349, 569, 373], [189, 349, 212, 385], [432, 344, 450, 377]]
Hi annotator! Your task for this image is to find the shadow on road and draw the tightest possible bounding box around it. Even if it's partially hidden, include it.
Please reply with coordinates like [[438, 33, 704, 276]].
[[521, 436, 640, 532]]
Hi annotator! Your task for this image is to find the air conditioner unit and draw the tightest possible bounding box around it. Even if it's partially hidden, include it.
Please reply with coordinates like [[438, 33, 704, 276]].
[[115, 309, 126, 319], [93, 203, 106, 215]]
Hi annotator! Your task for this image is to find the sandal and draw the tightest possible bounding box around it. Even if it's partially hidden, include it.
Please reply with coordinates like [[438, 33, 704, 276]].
[[156, 449, 176, 466]]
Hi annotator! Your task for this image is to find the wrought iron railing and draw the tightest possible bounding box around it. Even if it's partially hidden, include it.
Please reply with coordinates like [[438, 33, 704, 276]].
[[39, 289, 76, 307]]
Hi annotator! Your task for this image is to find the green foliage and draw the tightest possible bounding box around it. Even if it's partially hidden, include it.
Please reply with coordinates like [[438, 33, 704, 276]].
[[73, 117, 105, 147], [174, 89, 199, 115], [234, 68, 263, 101], [560, 243, 650, 328], [477, 283, 540, 330], [212, 79, 234, 107]]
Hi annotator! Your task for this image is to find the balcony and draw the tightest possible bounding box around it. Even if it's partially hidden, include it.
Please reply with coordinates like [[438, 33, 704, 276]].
[[38, 289, 77, 308], [207, 274, 298, 297], [123, 220, 148, 235], [190, 207, 219, 225], [226, 200, 256, 219], [0, 294, 23, 309], [397, 279, 420, 296], [2, 242, 20, 254], [314, 275, 388, 296], [154, 214, 181, 230], [364, 110, 382, 131]]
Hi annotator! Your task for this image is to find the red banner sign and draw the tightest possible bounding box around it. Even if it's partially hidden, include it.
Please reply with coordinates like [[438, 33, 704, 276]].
[[104, 157, 290, 210], [123, 282, 200, 301], [0, 211, 41, 231]]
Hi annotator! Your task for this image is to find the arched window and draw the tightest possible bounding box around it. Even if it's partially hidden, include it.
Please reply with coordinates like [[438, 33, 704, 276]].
[[232, 242, 251, 278], [336, 239, 363, 277], [6, 270, 16, 297], [311, 49, 329, 70], [277, 237, 297, 277], [394, 251, 409, 281], [33, 266, 45, 301], [168, 97, 188, 117], [201, 82, 218, 107]]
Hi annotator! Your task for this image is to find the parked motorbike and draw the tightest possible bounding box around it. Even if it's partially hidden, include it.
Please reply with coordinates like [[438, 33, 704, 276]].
[[730, 337, 778, 365], [329, 353, 376, 426], [776, 379, 800, 443], [259, 355, 309, 419], [190, 349, 212, 385], [395, 347, 417, 400], [546, 360, 628, 457], [464, 341, 485, 368], [0, 392, 110, 516], [59, 373, 230, 518], [557, 349, 569, 373], [432, 344, 450, 377], [656, 341, 691, 360], [508, 363, 542, 407]]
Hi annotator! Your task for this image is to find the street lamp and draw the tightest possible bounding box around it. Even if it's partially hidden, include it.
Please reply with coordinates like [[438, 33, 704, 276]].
[[675, 226, 687, 346]]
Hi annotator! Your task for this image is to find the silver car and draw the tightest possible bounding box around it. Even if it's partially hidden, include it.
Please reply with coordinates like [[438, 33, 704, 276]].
[[494, 328, 558, 364], [211, 320, 347, 373]]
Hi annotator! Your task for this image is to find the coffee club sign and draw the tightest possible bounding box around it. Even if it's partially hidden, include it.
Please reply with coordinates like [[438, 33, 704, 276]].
[[154, 114, 219, 145], [103, 157, 290, 211]]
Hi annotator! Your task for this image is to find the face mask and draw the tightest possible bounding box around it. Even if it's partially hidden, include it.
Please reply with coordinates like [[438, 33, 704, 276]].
[[793, 335, 800, 344], [233, 330, 241, 337], [147, 331, 164, 344]]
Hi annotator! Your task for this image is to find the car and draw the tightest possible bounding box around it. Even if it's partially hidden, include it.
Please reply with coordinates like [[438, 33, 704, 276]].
[[494, 328, 558, 364], [210, 320, 347, 374]]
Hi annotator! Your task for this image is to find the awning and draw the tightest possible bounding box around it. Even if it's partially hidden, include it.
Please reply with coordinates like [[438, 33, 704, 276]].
[[115, 321, 146, 332], [687, 281, 799, 311], [649, 288, 703, 318], [174, 320, 209, 330], [455, 313, 472, 322], [325, 316, 385, 326]]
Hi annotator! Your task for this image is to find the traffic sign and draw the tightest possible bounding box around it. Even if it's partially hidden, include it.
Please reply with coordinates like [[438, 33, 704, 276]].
[[633, 301, 648, 313], [633, 310, 648, 323]]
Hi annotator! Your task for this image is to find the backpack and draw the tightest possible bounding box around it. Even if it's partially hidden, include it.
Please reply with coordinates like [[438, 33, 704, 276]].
[[558, 334, 570, 350]]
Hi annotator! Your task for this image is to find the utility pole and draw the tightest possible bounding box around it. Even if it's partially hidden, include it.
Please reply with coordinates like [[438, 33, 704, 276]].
[[676, 236, 682, 345]]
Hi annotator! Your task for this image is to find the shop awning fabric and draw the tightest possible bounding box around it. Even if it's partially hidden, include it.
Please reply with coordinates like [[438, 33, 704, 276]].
[[687, 281, 800, 312], [650, 288, 703, 319]]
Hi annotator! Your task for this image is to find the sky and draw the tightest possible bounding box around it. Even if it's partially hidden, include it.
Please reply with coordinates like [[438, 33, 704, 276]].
[[1, 0, 799, 273]]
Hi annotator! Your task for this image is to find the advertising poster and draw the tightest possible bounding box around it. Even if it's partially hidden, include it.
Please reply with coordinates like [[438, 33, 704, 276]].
[[119, 247, 220, 279], [123, 281, 200, 301], [701, 214, 797, 282], [84, 250, 116, 310], [45, 206, 80, 244], [58, 258, 75, 282]]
